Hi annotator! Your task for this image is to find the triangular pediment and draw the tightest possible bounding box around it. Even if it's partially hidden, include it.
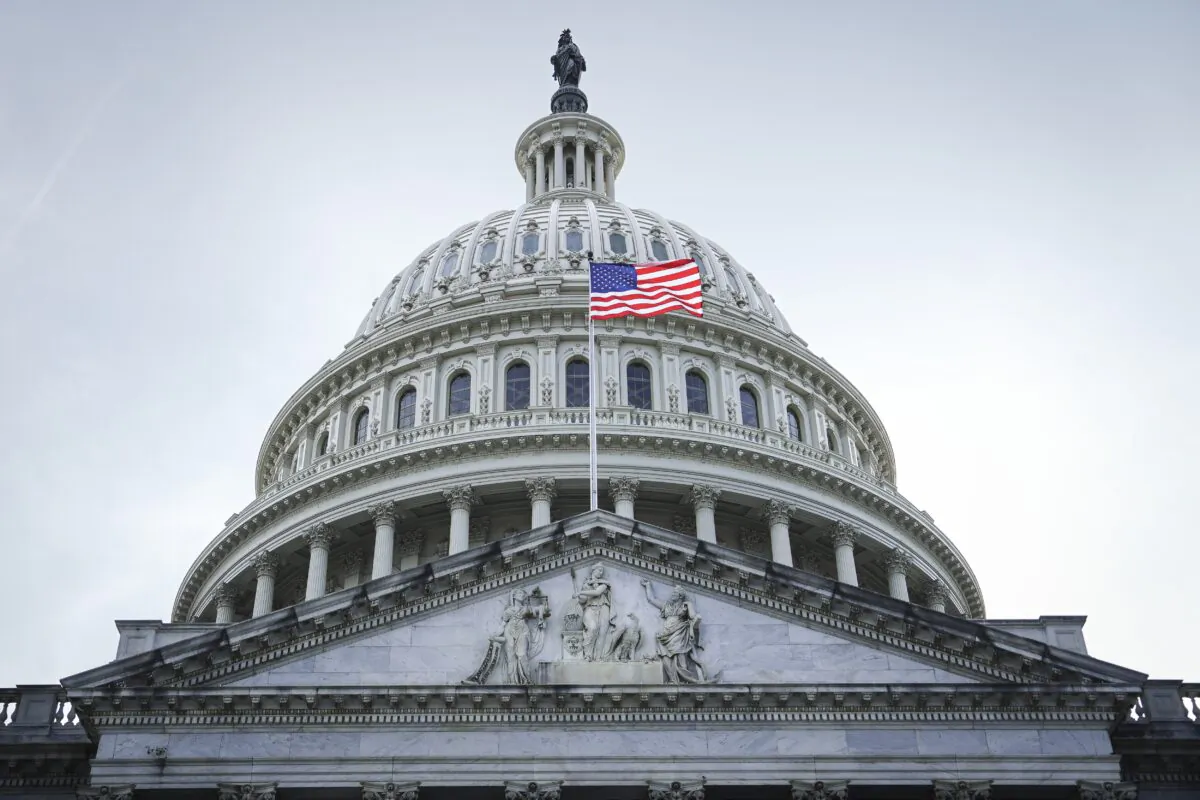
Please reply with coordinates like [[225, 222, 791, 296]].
[[62, 510, 1146, 698]]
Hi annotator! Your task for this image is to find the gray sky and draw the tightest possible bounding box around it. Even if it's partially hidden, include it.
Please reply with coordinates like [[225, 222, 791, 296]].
[[1, 1, 1197, 686]]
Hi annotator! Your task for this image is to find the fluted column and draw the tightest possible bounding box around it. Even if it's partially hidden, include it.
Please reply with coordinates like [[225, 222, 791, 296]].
[[369, 501, 397, 580], [926, 580, 949, 614], [251, 551, 278, 618], [608, 476, 639, 519], [574, 138, 586, 188], [886, 548, 912, 602], [524, 157, 535, 201], [690, 484, 721, 543], [303, 524, 334, 601], [764, 499, 794, 568], [214, 583, 236, 624], [605, 158, 615, 200], [831, 522, 859, 587], [443, 485, 475, 554], [594, 146, 606, 196], [526, 477, 557, 528], [552, 135, 565, 188], [535, 148, 546, 195]]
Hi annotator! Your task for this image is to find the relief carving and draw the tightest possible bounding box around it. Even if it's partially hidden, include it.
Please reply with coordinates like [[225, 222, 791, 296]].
[[641, 580, 711, 684], [463, 587, 550, 685], [361, 782, 419, 800]]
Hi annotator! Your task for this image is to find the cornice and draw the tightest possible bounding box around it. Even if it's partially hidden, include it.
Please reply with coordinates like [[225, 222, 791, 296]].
[[176, 413, 980, 623]]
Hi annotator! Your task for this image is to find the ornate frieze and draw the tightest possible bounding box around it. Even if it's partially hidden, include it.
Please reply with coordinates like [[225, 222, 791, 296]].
[[361, 781, 419, 800], [648, 779, 706, 800], [217, 784, 278, 800], [252, 551, 278, 579], [526, 476, 558, 502], [933, 780, 992, 800], [505, 781, 562, 800], [790, 780, 849, 800], [1077, 781, 1138, 800], [77, 788, 136, 800], [463, 586, 550, 684]]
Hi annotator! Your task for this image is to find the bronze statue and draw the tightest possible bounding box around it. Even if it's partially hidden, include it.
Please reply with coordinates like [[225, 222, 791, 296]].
[[551, 29, 586, 88]]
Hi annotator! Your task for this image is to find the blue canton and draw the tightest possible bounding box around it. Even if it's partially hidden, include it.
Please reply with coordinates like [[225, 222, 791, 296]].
[[590, 262, 637, 292]]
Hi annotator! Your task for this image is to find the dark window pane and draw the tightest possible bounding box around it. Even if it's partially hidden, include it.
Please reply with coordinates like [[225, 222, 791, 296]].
[[522, 232, 539, 255], [316, 432, 329, 455], [448, 373, 471, 416], [725, 265, 744, 293], [396, 389, 416, 430], [787, 409, 802, 441], [609, 232, 627, 255], [406, 265, 425, 297], [739, 387, 760, 428], [693, 253, 709, 278], [826, 428, 839, 453], [685, 371, 709, 414], [439, 251, 460, 277], [479, 241, 498, 263], [627, 362, 652, 410], [565, 359, 590, 407], [565, 230, 584, 253], [354, 409, 370, 445], [651, 239, 669, 261], [506, 363, 531, 410]]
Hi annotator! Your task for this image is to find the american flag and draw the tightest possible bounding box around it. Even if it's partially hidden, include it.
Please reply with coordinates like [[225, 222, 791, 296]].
[[589, 258, 703, 320]]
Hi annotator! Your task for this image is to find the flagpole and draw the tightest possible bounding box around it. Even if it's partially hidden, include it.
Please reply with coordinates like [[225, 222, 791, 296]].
[[587, 251, 598, 511]]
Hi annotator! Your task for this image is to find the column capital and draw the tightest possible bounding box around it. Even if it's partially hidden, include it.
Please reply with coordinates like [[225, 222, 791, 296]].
[[1076, 780, 1138, 800], [761, 498, 793, 526], [217, 784, 279, 800], [504, 781, 562, 800], [303, 523, 334, 550], [443, 484, 476, 512], [397, 528, 425, 558], [933, 780, 993, 800], [362, 781, 420, 800], [689, 484, 721, 510], [739, 526, 769, 554], [213, 582, 238, 607], [608, 476, 640, 503], [925, 579, 949, 607], [525, 477, 558, 503], [648, 779, 706, 800], [830, 521, 859, 549], [78, 785, 136, 799], [469, 516, 491, 548], [885, 547, 913, 576], [252, 551, 278, 579], [370, 500, 397, 527], [341, 548, 364, 572], [790, 780, 849, 800]]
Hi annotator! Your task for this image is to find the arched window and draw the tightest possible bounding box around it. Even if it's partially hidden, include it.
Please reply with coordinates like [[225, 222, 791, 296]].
[[609, 232, 628, 255], [478, 240, 498, 263], [857, 447, 869, 469], [787, 407, 803, 442], [564, 229, 584, 253], [353, 408, 370, 445], [565, 157, 575, 187], [521, 231, 540, 256], [692, 252, 710, 280], [626, 362, 652, 410], [739, 386, 760, 428], [685, 370, 709, 415], [505, 362, 531, 411], [439, 249, 460, 277], [565, 359, 590, 407], [724, 265, 745, 294], [315, 431, 329, 456], [650, 239, 670, 261], [395, 388, 416, 430], [826, 427, 840, 454], [405, 264, 426, 297], [447, 372, 471, 416]]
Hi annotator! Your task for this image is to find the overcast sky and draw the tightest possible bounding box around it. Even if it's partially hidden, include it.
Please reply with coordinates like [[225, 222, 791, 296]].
[[1, 1, 1197, 687]]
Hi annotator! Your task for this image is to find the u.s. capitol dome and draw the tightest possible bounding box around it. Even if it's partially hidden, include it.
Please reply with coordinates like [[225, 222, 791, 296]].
[[171, 52, 985, 627]]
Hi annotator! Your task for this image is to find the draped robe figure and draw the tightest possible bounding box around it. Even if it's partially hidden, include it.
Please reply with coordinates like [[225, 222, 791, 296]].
[[641, 580, 707, 684], [550, 29, 586, 88], [464, 587, 548, 685], [575, 566, 613, 661]]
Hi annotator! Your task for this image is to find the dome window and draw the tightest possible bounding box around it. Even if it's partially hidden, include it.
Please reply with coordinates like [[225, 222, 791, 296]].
[[565, 358, 590, 407], [565, 229, 584, 253], [478, 240, 498, 264], [685, 370, 709, 415], [353, 408, 371, 446], [609, 232, 628, 256], [505, 362, 531, 411], [439, 250, 460, 278], [521, 231, 540, 256], [787, 407, 804, 442], [405, 263, 426, 297], [396, 388, 416, 430], [692, 252, 709, 279], [739, 386, 760, 429], [724, 264, 745, 294], [447, 372, 471, 417], [650, 239, 670, 262], [826, 427, 840, 454], [315, 431, 329, 456], [626, 362, 652, 410]]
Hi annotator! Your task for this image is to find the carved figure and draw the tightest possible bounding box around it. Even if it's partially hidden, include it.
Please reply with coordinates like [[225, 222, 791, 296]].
[[605, 612, 643, 661], [641, 580, 708, 684], [550, 29, 586, 87], [574, 565, 614, 661], [463, 587, 549, 685]]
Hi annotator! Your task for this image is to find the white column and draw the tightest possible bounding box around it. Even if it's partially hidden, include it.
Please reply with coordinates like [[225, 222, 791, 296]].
[[303, 524, 334, 601], [214, 584, 236, 624], [608, 477, 639, 519], [524, 157, 535, 201], [764, 499, 794, 568], [251, 551, 278, 618], [553, 136, 565, 188], [396, 528, 425, 571], [594, 146, 606, 196], [526, 477, 557, 528], [605, 158, 615, 200], [574, 138, 586, 188], [831, 522, 859, 587], [535, 148, 546, 196], [926, 580, 948, 614], [690, 484, 721, 544], [886, 548, 912, 602], [369, 501, 397, 580], [444, 485, 475, 554]]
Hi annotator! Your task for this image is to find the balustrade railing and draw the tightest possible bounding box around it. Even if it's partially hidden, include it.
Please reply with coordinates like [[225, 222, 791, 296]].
[[1126, 681, 1200, 724], [0, 686, 85, 737]]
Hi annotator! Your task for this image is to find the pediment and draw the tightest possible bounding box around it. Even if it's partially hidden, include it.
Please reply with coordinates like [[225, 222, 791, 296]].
[[63, 510, 1146, 698]]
